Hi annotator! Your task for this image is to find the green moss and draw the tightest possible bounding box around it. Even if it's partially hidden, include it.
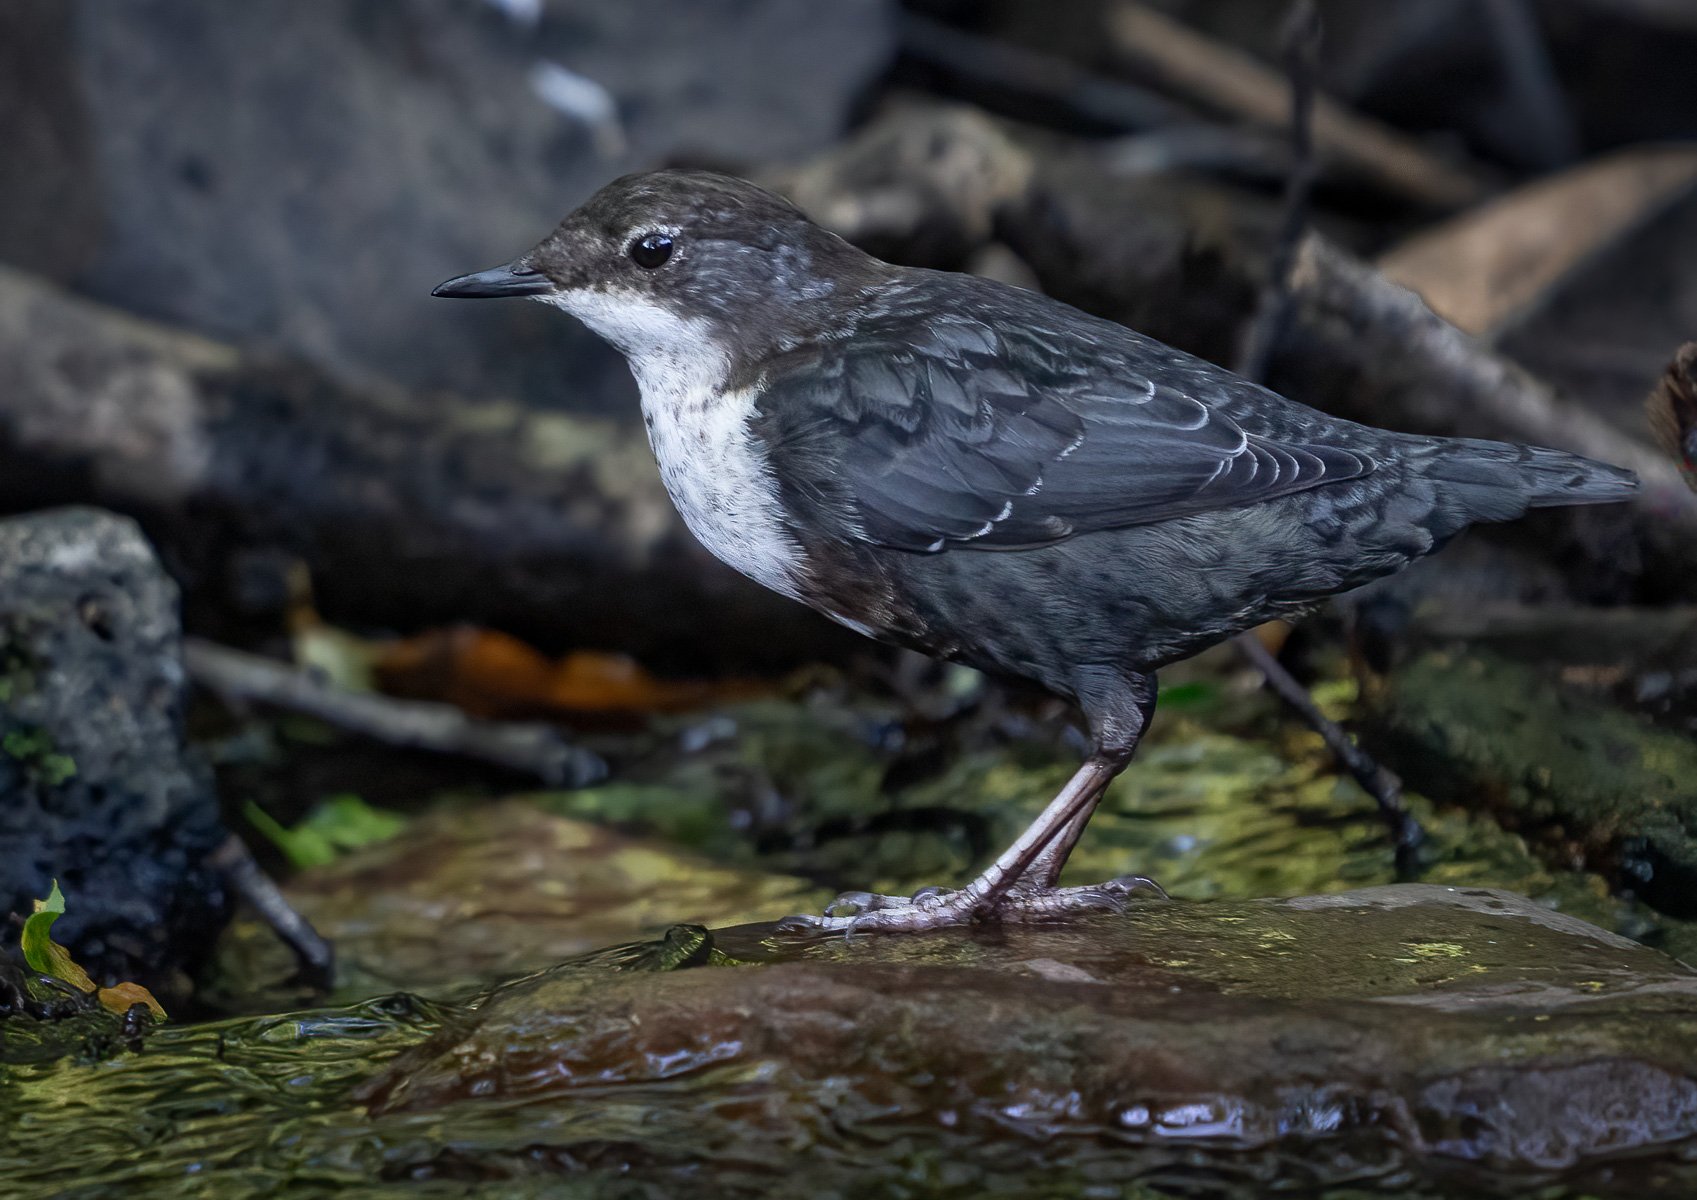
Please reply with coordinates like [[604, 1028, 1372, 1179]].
[[1, 725, 77, 786], [1366, 651, 1697, 908], [0, 641, 39, 705]]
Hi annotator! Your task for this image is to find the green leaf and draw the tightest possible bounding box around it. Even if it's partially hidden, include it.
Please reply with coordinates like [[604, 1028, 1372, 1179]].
[[22, 880, 95, 992], [244, 801, 334, 869], [3, 728, 49, 759], [35, 879, 64, 916], [245, 795, 405, 870], [305, 794, 408, 851], [2, 728, 78, 784]]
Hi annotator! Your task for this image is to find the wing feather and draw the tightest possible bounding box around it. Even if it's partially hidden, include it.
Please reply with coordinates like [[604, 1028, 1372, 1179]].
[[753, 286, 1375, 553]]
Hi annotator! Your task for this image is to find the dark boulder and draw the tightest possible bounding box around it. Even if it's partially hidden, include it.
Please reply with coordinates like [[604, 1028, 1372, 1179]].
[[0, 509, 229, 1001]]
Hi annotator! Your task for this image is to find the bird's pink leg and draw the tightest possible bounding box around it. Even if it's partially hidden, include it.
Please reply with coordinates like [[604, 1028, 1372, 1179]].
[[784, 755, 1125, 933], [783, 670, 1165, 934]]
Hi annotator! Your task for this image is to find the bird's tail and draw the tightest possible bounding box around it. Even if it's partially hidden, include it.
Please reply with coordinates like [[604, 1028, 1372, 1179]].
[[1415, 436, 1639, 528]]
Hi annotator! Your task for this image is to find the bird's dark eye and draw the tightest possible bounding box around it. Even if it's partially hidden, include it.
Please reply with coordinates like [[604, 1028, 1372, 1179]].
[[629, 232, 674, 269]]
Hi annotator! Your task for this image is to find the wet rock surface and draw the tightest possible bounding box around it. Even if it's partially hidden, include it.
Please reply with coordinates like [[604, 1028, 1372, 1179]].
[[8, 886, 1697, 1199], [0, 508, 228, 1000], [365, 887, 1697, 1198]]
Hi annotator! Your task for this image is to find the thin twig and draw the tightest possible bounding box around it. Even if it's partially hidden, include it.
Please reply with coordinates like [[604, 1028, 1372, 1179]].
[[184, 639, 607, 788], [1229, 2, 1423, 866], [1235, 0, 1321, 382], [206, 834, 335, 990], [1235, 636, 1422, 858], [1101, 124, 1290, 181]]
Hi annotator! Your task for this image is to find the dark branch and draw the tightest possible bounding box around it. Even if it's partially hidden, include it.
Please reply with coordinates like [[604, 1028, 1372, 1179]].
[[206, 834, 335, 991], [1235, 0, 1322, 382], [185, 639, 607, 788], [1228, 1, 1423, 864]]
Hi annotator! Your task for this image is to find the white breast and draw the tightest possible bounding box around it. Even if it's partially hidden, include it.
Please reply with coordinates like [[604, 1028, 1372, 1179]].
[[646, 378, 811, 600], [544, 287, 808, 600]]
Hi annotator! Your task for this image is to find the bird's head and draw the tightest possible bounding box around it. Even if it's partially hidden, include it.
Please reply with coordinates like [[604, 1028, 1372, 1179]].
[[434, 169, 877, 373]]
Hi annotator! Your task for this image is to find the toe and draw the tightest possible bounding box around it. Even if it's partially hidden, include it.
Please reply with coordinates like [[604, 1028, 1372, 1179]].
[[846, 895, 977, 933], [824, 891, 877, 918], [824, 890, 913, 917], [778, 885, 981, 936]]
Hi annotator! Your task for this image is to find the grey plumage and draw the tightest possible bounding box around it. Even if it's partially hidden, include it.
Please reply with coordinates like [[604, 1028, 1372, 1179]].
[[749, 266, 1634, 687], [434, 168, 1639, 932]]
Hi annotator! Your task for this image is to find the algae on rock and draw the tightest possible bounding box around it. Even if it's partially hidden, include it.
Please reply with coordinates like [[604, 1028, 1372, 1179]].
[[1363, 650, 1697, 917]]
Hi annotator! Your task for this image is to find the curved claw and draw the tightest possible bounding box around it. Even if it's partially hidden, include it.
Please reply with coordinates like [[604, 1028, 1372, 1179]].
[[1103, 873, 1169, 901], [910, 886, 956, 909]]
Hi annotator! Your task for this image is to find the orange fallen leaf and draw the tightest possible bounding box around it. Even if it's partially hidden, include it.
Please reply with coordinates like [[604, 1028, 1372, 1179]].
[[374, 627, 762, 719], [278, 559, 763, 719]]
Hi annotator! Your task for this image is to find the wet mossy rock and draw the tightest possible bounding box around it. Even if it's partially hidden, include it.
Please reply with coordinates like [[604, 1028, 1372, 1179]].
[[0, 509, 228, 999], [9, 886, 1697, 1198], [363, 888, 1697, 1196], [1362, 650, 1697, 917]]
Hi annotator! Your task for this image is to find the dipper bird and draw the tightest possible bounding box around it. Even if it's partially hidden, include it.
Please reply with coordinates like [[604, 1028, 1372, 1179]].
[[434, 170, 1638, 933]]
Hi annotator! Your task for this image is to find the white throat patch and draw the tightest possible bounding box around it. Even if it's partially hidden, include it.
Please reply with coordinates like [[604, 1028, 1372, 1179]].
[[542, 288, 807, 600]]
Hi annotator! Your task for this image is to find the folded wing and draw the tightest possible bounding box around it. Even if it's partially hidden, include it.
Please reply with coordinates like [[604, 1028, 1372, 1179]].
[[756, 307, 1374, 553]]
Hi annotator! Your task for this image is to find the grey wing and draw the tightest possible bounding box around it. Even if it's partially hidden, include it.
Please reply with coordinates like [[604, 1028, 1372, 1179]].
[[757, 317, 1374, 553]]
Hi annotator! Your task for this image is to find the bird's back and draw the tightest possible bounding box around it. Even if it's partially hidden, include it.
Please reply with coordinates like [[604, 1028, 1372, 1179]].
[[751, 268, 1636, 683], [758, 267, 1633, 552]]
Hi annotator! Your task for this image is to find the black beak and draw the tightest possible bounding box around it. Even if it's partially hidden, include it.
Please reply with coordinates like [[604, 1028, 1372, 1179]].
[[431, 261, 555, 299]]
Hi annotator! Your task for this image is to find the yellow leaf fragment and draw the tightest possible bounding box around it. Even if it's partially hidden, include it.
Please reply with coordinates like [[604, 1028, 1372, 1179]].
[[97, 982, 167, 1020]]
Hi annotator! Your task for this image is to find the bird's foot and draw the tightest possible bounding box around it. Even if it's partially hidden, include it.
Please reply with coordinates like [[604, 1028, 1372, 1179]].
[[778, 874, 1167, 935]]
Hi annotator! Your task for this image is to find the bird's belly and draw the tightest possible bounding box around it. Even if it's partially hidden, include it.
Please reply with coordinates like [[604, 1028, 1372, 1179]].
[[643, 385, 806, 601]]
